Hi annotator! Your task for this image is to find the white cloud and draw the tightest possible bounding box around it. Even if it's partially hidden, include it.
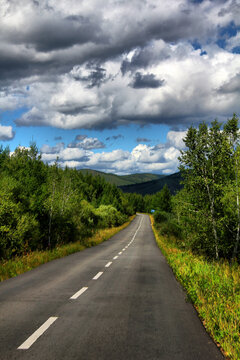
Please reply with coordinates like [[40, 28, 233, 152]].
[[167, 130, 187, 149], [68, 137, 105, 149], [1, 0, 240, 159], [12, 41, 240, 131], [40, 131, 182, 174], [0, 124, 15, 140]]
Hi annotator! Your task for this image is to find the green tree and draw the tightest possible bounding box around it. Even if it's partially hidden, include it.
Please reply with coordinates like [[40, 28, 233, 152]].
[[179, 120, 233, 259], [152, 184, 172, 212]]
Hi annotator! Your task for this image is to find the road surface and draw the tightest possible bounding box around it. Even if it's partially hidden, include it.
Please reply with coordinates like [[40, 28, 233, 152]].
[[0, 214, 224, 359]]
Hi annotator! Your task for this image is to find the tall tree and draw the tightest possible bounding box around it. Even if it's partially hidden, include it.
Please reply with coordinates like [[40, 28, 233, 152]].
[[224, 114, 240, 261], [179, 120, 232, 259]]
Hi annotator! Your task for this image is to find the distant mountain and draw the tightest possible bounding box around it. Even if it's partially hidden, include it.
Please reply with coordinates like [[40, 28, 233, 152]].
[[78, 169, 164, 186], [119, 172, 183, 195]]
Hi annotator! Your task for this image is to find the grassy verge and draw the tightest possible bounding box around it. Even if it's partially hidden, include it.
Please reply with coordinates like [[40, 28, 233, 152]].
[[150, 215, 240, 360], [0, 215, 135, 282]]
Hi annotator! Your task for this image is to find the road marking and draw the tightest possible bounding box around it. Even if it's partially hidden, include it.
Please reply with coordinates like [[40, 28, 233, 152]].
[[93, 271, 103, 280], [113, 255, 118, 260], [131, 216, 143, 241], [70, 287, 88, 300], [105, 261, 112, 268], [118, 251, 122, 255], [18, 317, 58, 350]]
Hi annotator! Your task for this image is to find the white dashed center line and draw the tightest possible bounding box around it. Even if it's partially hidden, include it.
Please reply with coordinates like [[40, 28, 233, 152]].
[[18, 317, 58, 350], [118, 252, 122, 255], [105, 261, 112, 268], [93, 271, 103, 280], [70, 287, 88, 300], [113, 255, 118, 260]]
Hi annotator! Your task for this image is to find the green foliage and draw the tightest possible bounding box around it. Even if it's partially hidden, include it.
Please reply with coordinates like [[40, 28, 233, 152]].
[[152, 184, 172, 212], [154, 210, 183, 239], [154, 210, 169, 223], [0, 145, 139, 261], [176, 115, 240, 261], [95, 205, 127, 228]]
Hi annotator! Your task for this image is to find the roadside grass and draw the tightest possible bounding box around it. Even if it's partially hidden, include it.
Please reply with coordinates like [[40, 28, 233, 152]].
[[0, 215, 135, 282], [150, 215, 240, 360]]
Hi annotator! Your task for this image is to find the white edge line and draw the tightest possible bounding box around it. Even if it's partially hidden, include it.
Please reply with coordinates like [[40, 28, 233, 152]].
[[18, 317, 58, 350], [93, 271, 103, 280], [105, 261, 112, 268], [70, 287, 88, 300]]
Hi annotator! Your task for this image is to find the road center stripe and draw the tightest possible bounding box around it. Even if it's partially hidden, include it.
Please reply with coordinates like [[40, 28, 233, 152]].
[[113, 255, 118, 260], [93, 272, 103, 280], [18, 317, 58, 350], [70, 287, 88, 300], [105, 261, 112, 268]]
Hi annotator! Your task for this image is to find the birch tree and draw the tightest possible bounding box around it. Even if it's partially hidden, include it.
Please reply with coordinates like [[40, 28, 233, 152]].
[[179, 120, 232, 259]]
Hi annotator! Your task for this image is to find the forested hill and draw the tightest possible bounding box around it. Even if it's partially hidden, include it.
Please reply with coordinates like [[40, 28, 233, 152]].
[[78, 169, 163, 186], [119, 172, 182, 195]]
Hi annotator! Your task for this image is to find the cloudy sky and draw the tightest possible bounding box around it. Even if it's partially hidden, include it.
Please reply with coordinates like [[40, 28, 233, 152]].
[[0, 0, 240, 174]]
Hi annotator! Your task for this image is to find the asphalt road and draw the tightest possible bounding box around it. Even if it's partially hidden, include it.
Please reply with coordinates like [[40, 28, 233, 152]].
[[0, 214, 224, 360]]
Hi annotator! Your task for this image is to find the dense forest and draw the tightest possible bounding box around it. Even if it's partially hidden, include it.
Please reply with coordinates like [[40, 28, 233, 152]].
[[154, 114, 240, 262], [0, 145, 148, 260]]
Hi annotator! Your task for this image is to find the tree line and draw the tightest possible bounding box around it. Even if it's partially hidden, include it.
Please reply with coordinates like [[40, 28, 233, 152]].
[[0, 145, 149, 260], [154, 114, 240, 262]]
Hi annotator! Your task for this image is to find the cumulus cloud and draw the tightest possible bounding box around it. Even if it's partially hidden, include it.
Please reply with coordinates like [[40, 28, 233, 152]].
[[167, 130, 187, 149], [218, 73, 240, 94], [40, 130, 184, 174], [67, 136, 105, 149], [40, 142, 65, 154], [0, 124, 15, 140], [0, 0, 239, 140]]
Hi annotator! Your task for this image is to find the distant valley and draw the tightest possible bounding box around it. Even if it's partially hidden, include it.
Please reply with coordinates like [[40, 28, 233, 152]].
[[79, 169, 182, 195]]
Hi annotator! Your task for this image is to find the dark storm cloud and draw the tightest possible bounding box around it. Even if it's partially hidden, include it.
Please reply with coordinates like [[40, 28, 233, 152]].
[[1, 0, 240, 133], [3, 15, 101, 52], [0, 0, 211, 84], [73, 65, 107, 88], [130, 72, 165, 89]]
